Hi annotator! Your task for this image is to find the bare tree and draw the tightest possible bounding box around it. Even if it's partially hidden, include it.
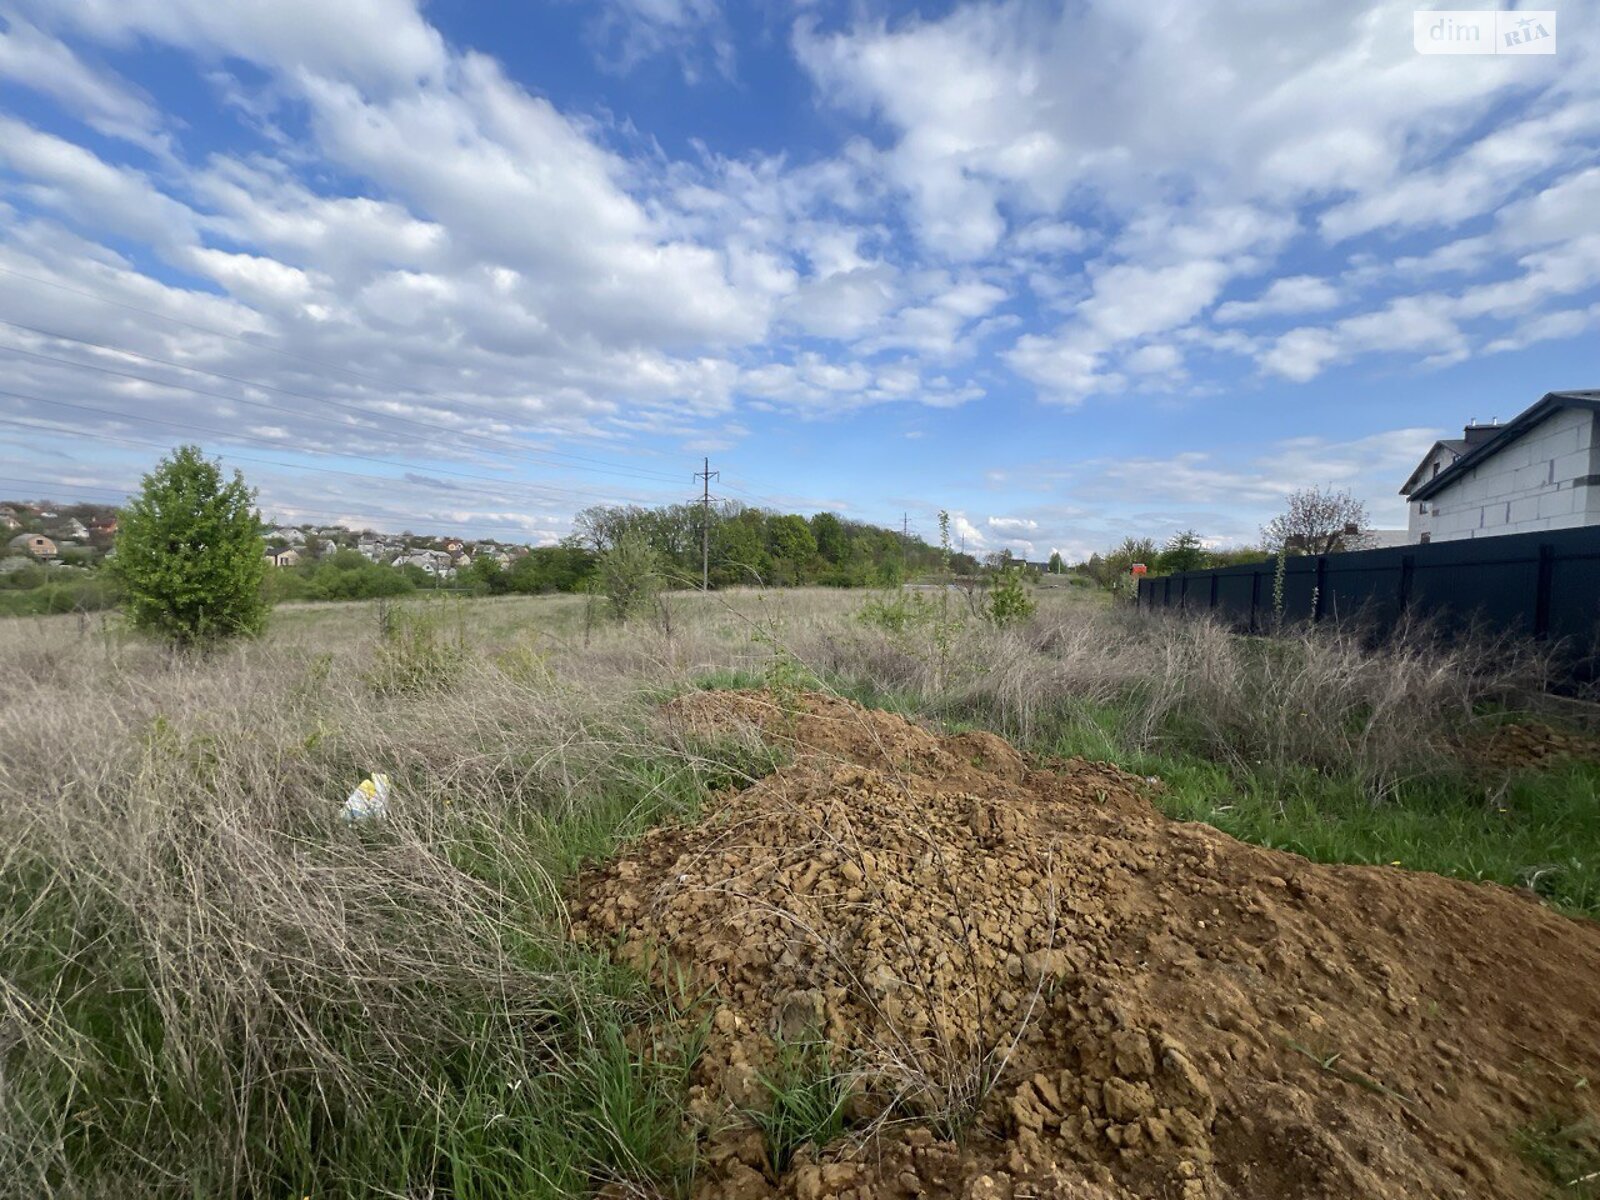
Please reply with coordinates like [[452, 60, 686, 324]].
[[1261, 486, 1369, 555]]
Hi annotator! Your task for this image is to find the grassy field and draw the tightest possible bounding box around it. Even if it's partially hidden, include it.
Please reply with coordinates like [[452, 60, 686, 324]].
[[2, 587, 1596, 1196]]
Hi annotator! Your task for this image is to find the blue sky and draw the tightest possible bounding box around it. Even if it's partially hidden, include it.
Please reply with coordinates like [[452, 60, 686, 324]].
[[0, 0, 1596, 560]]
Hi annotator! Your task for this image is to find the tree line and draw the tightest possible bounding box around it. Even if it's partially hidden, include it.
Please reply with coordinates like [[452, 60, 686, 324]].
[[7, 444, 1378, 640]]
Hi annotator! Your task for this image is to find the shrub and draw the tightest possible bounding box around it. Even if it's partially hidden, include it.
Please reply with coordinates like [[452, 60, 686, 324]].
[[857, 590, 939, 634], [986, 568, 1035, 626], [364, 604, 467, 696], [113, 446, 268, 646], [597, 528, 664, 621], [307, 551, 414, 600]]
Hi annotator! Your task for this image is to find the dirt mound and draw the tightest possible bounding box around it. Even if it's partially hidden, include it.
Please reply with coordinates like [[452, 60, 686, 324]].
[[1464, 719, 1600, 771], [574, 691, 1600, 1199], [660, 688, 1027, 786]]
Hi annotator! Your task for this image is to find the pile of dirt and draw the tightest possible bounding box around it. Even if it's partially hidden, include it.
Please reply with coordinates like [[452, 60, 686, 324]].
[[572, 690, 1600, 1199], [1463, 718, 1600, 771]]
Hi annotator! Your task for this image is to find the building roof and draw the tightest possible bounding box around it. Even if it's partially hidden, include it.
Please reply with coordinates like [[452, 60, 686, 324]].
[[1408, 390, 1600, 503], [1398, 438, 1471, 496]]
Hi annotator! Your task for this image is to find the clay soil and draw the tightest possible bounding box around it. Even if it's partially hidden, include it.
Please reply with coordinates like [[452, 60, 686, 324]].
[[572, 690, 1600, 1199]]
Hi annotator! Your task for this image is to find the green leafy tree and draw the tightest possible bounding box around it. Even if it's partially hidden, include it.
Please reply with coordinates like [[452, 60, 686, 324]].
[[712, 509, 769, 586], [305, 551, 413, 600], [597, 526, 663, 620], [1087, 536, 1159, 598], [114, 445, 268, 646], [1047, 550, 1064, 574], [766, 514, 817, 574], [462, 555, 508, 595], [1158, 530, 1207, 574], [506, 545, 596, 594], [810, 512, 848, 564]]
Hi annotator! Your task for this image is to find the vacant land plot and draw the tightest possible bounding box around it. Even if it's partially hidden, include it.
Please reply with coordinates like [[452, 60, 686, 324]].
[[2, 589, 1597, 1197]]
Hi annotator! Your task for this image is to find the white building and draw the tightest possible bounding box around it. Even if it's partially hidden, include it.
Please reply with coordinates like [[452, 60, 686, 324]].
[[1402, 391, 1600, 543], [393, 549, 455, 579]]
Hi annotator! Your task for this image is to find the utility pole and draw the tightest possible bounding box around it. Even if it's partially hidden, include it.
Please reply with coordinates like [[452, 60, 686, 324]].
[[695, 457, 719, 591], [902, 512, 909, 539]]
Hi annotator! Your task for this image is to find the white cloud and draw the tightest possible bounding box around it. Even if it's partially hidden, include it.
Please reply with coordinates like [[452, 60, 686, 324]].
[[1005, 334, 1121, 406], [582, 0, 733, 82], [986, 515, 1037, 533], [2, 0, 1598, 544], [949, 512, 986, 549], [1319, 99, 1600, 240], [1215, 276, 1342, 324], [1484, 303, 1600, 354], [29, 0, 449, 91], [1010, 220, 1087, 256], [798, 1, 1600, 400], [1080, 259, 1231, 342], [0, 16, 168, 151], [1125, 343, 1182, 375], [1261, 296, 1466, 381]]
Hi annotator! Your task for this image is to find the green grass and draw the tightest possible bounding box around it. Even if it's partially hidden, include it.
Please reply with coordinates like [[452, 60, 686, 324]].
[[1515, 1113, 1600, 1198], [9, 589, 1597, 1199], [693, 674, 1600, 921], [1, 687, 778, 1197], [749, 1037, 855, 1175], [1031, 704, 1600, 918]]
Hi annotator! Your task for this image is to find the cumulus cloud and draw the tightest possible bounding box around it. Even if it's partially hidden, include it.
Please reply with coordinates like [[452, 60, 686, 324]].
[[0, 15, 168, 151], [1214, 276, 1343, 324], [1, 0, 1598, 540], [798, 0, 1600, 400]]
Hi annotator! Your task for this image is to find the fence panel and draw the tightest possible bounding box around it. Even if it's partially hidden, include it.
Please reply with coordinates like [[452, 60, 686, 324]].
[[1137, 526, 1600, 673]]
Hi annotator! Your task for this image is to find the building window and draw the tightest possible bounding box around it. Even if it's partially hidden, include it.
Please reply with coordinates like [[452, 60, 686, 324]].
[[1419, 532, 1431, 544], [1431, 461, 1440, 478]]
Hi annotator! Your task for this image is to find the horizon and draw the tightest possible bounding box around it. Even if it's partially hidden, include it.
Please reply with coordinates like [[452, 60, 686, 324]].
[[0, 1, 1596, 562]]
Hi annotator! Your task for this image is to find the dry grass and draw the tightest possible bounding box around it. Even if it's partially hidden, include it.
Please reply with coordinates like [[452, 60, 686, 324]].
[[0, 586, 1577, 1197], [804, 600, 1556, 799], [0, 593, 806, 1197]]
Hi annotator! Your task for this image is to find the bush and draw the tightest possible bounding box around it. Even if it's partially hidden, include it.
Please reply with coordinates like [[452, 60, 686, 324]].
[[986, 568, 1035, 626], [114, 446, 268, 646], [0, 574, 121, 616], [597, 528, 664, 621], [364, 604, 467, 696], [857, 590, 939, 634], [306, 551, 414, 600], [503, 546, 596, 594]]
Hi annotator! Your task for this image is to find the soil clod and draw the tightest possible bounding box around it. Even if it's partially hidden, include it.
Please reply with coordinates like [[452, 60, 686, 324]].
[[573, 690, 1600, 1198]]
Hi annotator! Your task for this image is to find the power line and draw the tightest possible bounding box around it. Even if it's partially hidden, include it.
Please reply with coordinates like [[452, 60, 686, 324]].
[[0, 476, 135, 502], [0, 321, 688, 489], [0, 281, 698, 484], [0, 386, 660, 511], [0, 472, 556, 535], [694, 457, 719, 591], [0, 271, 809, 514], [0, 412, 640, 517]]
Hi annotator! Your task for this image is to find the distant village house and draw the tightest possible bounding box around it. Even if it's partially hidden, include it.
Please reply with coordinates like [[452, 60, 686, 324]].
[[7, 533, 57, 559]]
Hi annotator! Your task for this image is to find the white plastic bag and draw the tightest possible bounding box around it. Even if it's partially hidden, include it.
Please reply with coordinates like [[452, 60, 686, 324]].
[[342, 772, 390, 822]]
